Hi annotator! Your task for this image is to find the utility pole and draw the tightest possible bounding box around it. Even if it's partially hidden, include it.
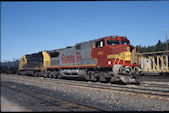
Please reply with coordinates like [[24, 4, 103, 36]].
[[166, 30, 168, 56], [166, 30, 169, 72]]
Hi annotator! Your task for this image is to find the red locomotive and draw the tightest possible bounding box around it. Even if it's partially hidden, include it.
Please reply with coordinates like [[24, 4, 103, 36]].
[[19, 36, 141, 84]]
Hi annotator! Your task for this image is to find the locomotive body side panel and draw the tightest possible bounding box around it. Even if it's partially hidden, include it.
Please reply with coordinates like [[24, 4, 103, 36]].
[[18, 52, 44, 72], [23, 53, 43, 70], [48, 40, 97, 68], [76, 40, 96, 65]]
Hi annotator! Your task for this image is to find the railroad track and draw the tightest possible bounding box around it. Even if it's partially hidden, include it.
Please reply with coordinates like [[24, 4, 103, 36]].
[[140, 82, 169, 89], [1, 80, 102, 111], [2, 74, 169, 101]]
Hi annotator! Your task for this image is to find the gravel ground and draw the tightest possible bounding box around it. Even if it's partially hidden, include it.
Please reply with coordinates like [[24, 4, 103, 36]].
[[1, 75, 169, 111], [1, 96, 30, 112], [1, 80, 99, 112], [139, 74, 169, 82]]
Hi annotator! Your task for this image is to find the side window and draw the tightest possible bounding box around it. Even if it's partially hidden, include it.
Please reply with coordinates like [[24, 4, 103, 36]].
[[95, 40, 104, 48], [96, 41, 100, 48]]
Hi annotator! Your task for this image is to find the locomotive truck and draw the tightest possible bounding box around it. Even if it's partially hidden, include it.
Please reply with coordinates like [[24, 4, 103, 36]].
[[18, 36, 141, 84]]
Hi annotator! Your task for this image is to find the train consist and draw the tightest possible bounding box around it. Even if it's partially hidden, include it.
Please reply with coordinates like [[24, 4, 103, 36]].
[[18, 36, 141, 84]]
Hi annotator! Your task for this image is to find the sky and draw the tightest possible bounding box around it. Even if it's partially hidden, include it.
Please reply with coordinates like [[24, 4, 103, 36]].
[[1, 1, 169, 62]]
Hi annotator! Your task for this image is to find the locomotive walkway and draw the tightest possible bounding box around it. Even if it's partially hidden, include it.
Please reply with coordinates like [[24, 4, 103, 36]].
[[1, 74, 169, 111]]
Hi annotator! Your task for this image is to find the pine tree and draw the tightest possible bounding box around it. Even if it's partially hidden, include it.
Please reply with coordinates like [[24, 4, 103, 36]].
[[136, 40, 168, 52]]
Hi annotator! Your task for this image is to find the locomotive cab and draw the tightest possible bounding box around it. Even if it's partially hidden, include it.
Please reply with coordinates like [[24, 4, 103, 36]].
[[92, 36, 134, 65], [105, 36, 132, 51], [91, 36, 141, 84], [95, 36, 132, 51]]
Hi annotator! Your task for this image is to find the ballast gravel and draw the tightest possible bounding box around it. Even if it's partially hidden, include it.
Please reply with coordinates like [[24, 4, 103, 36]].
[[2, 76, 169, 111]]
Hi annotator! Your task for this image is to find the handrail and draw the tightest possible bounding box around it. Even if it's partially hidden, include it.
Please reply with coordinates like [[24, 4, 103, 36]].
[[133, 51, 169, 73], [135, 51, 169, 55]]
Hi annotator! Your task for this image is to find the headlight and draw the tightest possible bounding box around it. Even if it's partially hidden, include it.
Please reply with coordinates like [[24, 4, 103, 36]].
[[126, 46, 130, 51]]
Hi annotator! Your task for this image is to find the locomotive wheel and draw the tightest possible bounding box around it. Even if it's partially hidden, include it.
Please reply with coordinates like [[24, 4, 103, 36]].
[[52, 72, 58, 79], [99, 76, 106, 83], [37, 72, 42, 77], [83, 74, 90, 81], [52, 72, 56, 78], [34, 72, 38, 77], [17, 71, 21, 75], [48, 74, 52, 78], [53, 74, 57, 79], [47, 71, 53, 78], [43, 72, 48, 78], [57, 73, 62, 79], [90, 76, 97, 82], [23, 71, 27, 76], [110, 77, 115, 83], [88, 71, 97, 82], [110, 76, 121, 83], [37, 71, 42, 77], [20, 71, 24, 75]]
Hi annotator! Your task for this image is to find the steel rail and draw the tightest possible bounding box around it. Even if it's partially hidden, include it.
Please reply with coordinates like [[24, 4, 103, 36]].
[[140, 82, 169, 89], [2, 74, 169, 92], [2, 80, 102, 112], [3, 74, 169, 92], [2, 74, 169, 101]]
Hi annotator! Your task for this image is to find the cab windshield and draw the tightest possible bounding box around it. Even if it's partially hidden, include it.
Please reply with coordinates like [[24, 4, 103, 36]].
[[107, 40, 120, 45], [122, 40, 130, 45]]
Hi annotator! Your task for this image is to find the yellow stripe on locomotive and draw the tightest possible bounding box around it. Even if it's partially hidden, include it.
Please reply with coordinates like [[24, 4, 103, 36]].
[[107, 51, 131, 61]]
